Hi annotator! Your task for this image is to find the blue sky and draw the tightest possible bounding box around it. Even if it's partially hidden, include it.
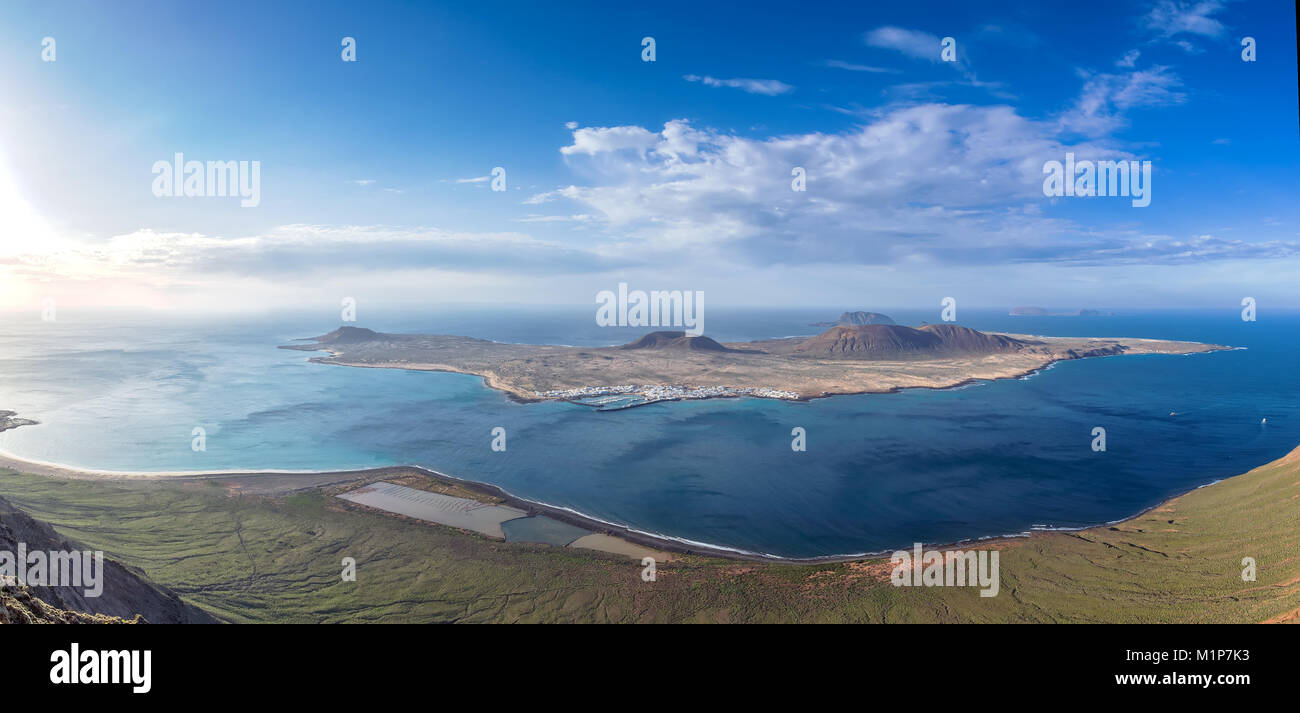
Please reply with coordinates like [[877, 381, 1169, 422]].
[[0, 0, 1296, 311]]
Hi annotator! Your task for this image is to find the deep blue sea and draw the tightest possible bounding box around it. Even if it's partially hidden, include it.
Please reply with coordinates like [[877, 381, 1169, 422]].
[[0, 306, 1295, 558]]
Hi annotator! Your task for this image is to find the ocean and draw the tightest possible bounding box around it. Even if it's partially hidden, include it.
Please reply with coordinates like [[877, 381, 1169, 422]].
[[0, 306, 1294, 558]]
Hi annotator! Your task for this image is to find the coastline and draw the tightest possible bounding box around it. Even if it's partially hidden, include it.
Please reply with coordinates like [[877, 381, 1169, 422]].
[[2, 438, 1289, 566], [0, 447, 770, 560]]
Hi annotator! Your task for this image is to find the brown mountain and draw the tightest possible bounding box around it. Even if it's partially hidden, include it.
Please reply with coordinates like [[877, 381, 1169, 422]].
[[916, 324, 1029, 351], [793, 324, 1028, 358], [618, 331, 733, 352], [795, 325, 941, 355], [309, 326, 384, 344]]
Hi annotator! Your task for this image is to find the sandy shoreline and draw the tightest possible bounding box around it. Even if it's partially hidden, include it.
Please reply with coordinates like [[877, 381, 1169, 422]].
[[0, 447, 738, 560]]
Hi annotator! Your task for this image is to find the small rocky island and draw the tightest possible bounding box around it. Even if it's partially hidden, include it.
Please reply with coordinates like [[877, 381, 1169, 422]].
[[812, 310, 897, 327], [0, 410, 38, 433], [1010, 307, 1114, 316], [281, 321, 1230, 408]]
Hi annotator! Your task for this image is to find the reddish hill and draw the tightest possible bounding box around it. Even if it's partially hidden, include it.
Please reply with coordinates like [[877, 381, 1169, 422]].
[[793, 324, 1027, 358], [794, 325, 942, 356], [917, 324, 1028, 351]]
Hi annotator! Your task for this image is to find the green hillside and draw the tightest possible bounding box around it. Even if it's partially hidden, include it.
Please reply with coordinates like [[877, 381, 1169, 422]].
[[1, 446, 1296, 623]]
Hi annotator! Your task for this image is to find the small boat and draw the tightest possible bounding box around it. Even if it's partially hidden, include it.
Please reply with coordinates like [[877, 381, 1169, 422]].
[[1261, 417, 1267, 424]]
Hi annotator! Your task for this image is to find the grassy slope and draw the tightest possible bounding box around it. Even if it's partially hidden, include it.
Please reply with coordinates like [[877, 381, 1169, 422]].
[[0, 447, 1296, 623]]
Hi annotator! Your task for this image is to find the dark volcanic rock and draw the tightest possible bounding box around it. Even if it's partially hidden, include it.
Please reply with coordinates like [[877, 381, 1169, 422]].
[[1, 584, 135, 624], [618, 331, 732, 352], [280, 326, 391, 352], [0, 410, 38, 433], [309, 326, 384, 344]]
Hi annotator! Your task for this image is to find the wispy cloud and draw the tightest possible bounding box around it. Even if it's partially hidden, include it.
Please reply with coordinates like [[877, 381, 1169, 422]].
[[1040, 234, 1300, 266], [1058, 66, 1186, 137], [863, 26, 944, 62], [821, 59, 899, 74], [516, 214, 593, 223], [1144, 0, 1227, 38], [5, 225, 621, 283], [861, 25, 1001, 93], [683, 74, 795, 95]]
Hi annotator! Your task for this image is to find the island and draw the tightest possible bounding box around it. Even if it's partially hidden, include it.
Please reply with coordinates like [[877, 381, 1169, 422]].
[[811, 310, 897, 327], [280, 323, 1230, 408], [1010, 307, 1114, 316]]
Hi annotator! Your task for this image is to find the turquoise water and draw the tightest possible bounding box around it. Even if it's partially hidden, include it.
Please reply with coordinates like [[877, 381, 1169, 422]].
[[0, 307, 1295, 558]]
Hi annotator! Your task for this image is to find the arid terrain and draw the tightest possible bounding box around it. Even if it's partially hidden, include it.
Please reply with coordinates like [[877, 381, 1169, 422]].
[[281, 324, 1230, 403]]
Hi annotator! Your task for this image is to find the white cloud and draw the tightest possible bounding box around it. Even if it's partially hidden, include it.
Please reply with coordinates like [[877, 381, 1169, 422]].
[[456, 176, 491, 183], [683, 75, 794, 95], [545, 106, 1162, 266], [531, 81, 1293, 273], [1058, 66, 1185, 137], [1145, 0, 1227, 38], [863, 26, 944, 62], [559, 125, 660, 156]]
